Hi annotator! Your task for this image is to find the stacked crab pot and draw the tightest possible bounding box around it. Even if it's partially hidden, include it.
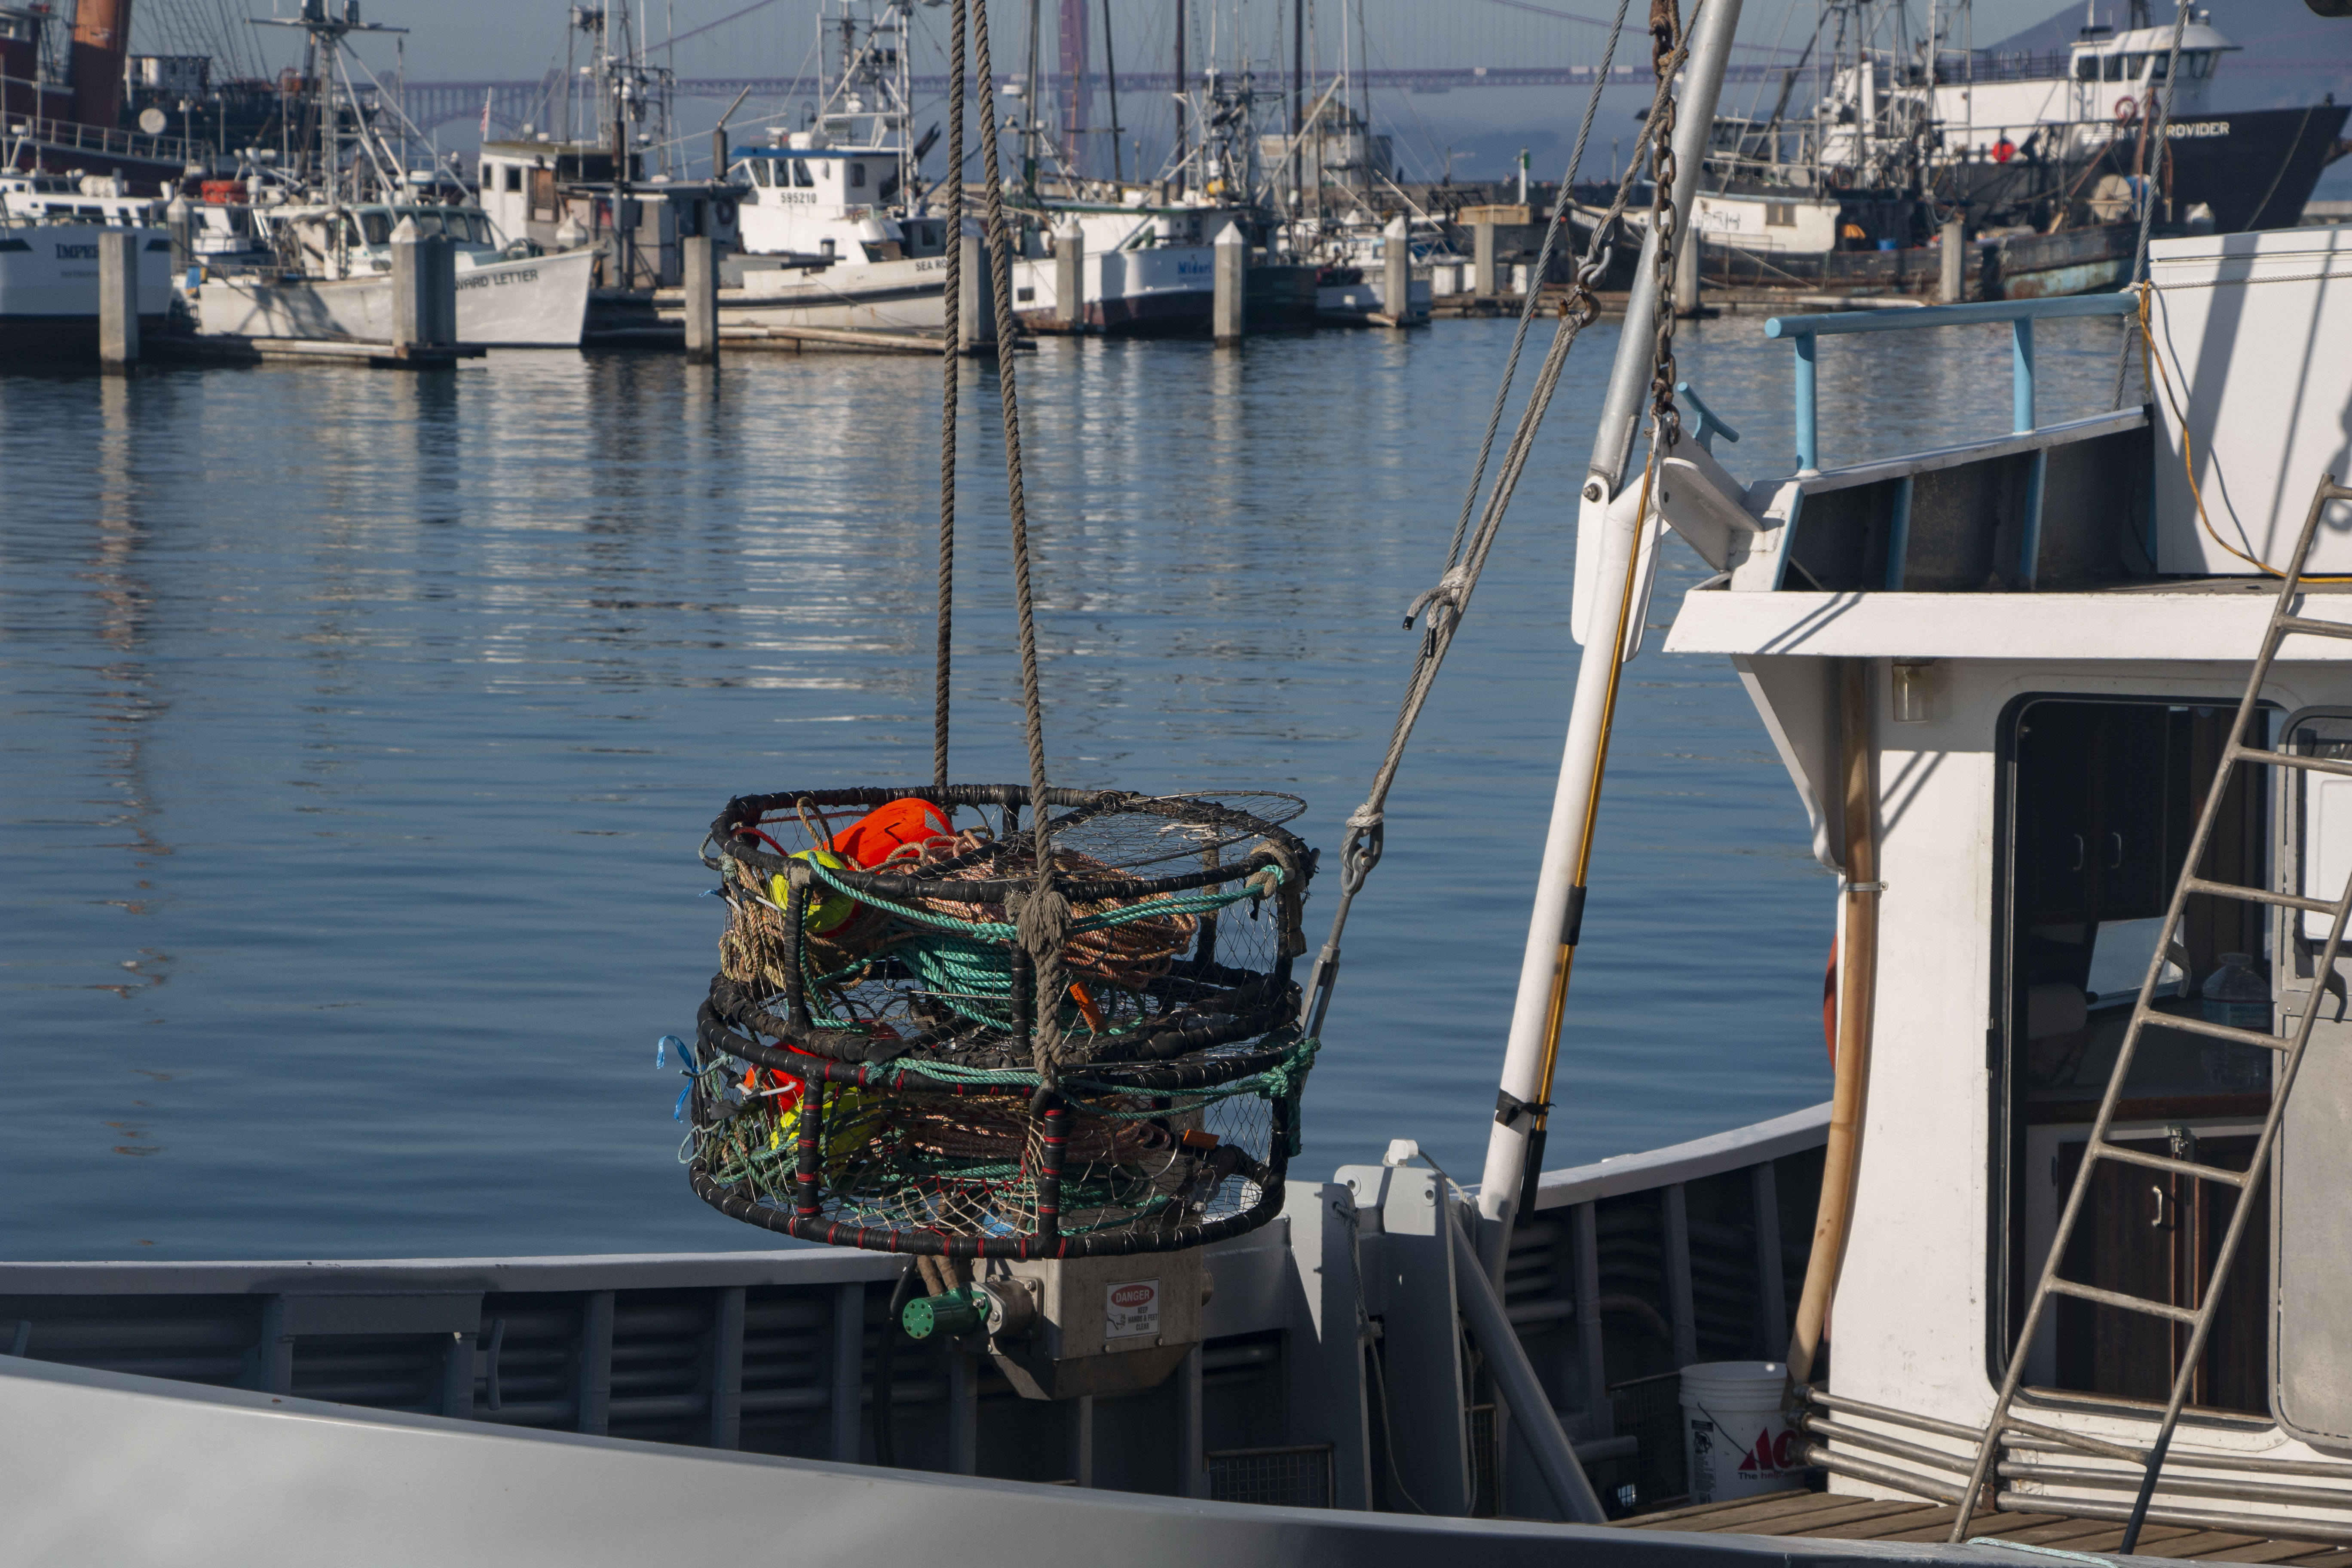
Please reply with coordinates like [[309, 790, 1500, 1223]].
[[683, 786, 1318, 1259]]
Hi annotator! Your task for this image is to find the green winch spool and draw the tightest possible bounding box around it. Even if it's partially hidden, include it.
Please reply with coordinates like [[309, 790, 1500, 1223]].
[[902, 1286, 988, 1340]]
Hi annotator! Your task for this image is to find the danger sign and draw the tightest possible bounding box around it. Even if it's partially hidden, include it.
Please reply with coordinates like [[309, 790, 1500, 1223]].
[[1104, 1279, 1160, 1339]]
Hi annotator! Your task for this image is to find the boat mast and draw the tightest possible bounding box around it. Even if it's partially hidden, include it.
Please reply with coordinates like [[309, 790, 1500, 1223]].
[[1024, 0, 1041, 192], [1473, 0, 1751, 1256], [1290, 0, 1302, 234], [1173, 0, 1185, 194]]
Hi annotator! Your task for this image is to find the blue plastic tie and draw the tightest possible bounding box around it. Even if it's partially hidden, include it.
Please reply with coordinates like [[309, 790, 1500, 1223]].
[[674, 1084, 692, 1122], [656, 1034, 684, 1069]]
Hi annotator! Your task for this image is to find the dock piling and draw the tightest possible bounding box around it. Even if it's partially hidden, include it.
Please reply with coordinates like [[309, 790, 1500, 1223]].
[[1213, 224, 1245, 345], [166, 193, 192, 276], [1940, 215, 1966, 304], [1055, 222, 1084, 334], [1472, 221, 1497, 296], [683, 234, 718, 362], [1381, 216, 1411, 329], [958, 232, 995, 355], [392, 231, 456, 351], [98, 229, 138, 369]]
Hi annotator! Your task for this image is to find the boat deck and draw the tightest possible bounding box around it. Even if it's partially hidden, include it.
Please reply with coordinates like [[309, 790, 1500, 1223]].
[[1618, 1491, 2352, 1563]]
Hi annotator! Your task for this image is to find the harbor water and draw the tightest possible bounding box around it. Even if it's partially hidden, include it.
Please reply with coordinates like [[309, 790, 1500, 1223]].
[[0, 315, 2136, 1259]]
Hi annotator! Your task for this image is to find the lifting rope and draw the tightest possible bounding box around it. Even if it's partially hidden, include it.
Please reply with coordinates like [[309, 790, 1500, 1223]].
[[933, 0, 964, 790], [929, 0, 1079, 1087]]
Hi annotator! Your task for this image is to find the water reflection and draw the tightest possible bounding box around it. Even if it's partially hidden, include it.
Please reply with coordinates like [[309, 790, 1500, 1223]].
[[0, 315, 2137, 1259]]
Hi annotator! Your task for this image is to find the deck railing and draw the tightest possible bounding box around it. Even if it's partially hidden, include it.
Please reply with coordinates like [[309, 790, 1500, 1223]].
[[1764, 292, 2142, 473]]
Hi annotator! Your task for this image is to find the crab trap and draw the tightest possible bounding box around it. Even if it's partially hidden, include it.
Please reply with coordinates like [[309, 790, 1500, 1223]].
[[680, 785, 1319, 1260]]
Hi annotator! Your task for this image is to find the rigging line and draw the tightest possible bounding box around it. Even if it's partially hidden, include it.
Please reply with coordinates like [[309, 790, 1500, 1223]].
[[649, 0, 791, 57], [1439, 0, 1636, 574], [2111, 0, 2192, 408], [968, 0, 1072, 1080], [1482, 0, 1624, 27], [1297, 21, 1695, 1040], [937, 0, 965, 791]]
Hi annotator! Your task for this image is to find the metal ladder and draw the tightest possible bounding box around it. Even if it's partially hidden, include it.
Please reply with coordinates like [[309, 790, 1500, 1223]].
[[1950, 474, 2352, 1551]]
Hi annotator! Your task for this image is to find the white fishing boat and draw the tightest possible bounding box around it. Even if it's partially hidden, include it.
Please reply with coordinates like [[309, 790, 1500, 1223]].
[[0, 172, 170, 356], [176, 2, 596, 349], [1008, 199, 1238, 334], [189, 200, 596, 348], [16, 0, 2352, 1562]]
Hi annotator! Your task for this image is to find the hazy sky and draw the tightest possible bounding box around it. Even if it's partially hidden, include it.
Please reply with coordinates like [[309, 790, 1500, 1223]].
[[154, 0, 2336, 179], [198, 0, 2081, 89]]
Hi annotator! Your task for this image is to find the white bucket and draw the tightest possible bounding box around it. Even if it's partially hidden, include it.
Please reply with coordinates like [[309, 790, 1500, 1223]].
[[1678, 1361, 1802, 1505]]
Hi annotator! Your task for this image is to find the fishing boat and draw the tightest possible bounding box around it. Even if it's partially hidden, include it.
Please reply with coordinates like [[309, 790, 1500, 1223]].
[[15, 0, 2352, 1562], [668, 0, 956, 339], [1607, 0, 2352, 303], [189, 196, 596, 348], [178, 2, 596, 349], [0, 172, 171, 355]]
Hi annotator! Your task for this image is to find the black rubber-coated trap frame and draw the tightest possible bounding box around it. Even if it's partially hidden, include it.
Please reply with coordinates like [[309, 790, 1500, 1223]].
[[679, 785, 1320, 1259]]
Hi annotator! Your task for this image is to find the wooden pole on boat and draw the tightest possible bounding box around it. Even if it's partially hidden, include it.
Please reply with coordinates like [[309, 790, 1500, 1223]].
[[683, 233, 717, 361], [1474, 0, 1747, 1267], [1785, 658, 1877, 1393], [98, 229, 139, 370]]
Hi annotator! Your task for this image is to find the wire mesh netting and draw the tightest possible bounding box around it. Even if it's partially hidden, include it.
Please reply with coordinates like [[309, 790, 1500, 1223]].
[[677, 786, 1320, 1259]]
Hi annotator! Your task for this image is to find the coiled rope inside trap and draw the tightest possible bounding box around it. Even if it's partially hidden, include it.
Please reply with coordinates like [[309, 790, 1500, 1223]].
[[676, 784, 1321, 1259]]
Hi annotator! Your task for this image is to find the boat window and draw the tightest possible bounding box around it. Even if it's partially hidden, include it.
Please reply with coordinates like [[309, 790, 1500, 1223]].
[[2103, 52, 2126, 80], [1999, 696, 2272, 1417], [792, 159, 814, 188], [2183, 49, 2212, 78], [360, 211, 390, 245], [503, 166, 522, 193], [2148, 52, 2170, 78], [848, 161, 866, 189], [1766, 201, 1796, 227], [2075, 54, 2099, 80], [749, 161, 770, 187]]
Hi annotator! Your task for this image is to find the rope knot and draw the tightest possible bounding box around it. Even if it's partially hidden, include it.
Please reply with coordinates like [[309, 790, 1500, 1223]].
[[1009, 884, 1072, 959], [1007, 884, 1076, 1074], [1403, 564, 1473, 631]]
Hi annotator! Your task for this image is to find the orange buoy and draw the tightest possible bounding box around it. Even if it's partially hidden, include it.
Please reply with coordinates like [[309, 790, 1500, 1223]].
[[832, 797, 954, 870]]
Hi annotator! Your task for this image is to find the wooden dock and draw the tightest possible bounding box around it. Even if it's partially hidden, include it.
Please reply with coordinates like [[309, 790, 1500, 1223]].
[[156, 335, 486, 368], [1617, 1490, 2352, 1563]]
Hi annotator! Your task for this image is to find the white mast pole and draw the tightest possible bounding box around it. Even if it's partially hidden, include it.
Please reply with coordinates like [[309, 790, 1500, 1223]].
[[1473, 0, 1749, 1253]]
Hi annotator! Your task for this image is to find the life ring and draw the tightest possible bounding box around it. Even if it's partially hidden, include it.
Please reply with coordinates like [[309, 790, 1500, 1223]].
[[2115, 96, 2140, 125], [714, 196, 738, 226]]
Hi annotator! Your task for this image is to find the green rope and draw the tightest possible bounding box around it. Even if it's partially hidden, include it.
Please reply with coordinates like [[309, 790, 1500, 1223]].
[[803, 855, 1286, 940]]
